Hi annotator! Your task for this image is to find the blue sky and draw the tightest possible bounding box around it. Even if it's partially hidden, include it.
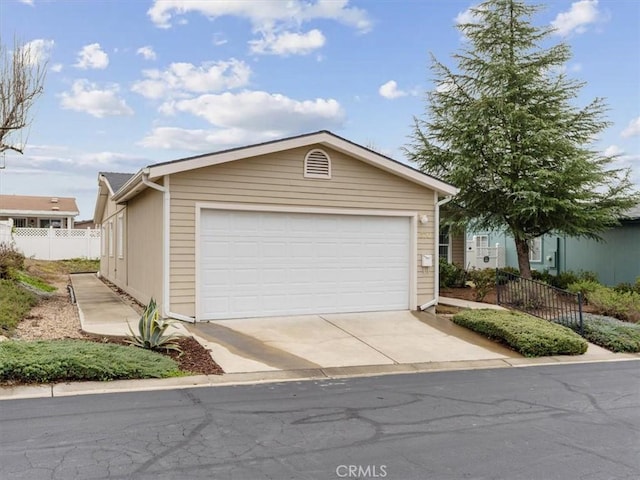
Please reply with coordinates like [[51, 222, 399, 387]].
[[1, 0, 638, 219]]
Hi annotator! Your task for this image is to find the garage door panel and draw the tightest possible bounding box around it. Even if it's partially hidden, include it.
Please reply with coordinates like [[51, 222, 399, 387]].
[[199, 210, 411, 320]]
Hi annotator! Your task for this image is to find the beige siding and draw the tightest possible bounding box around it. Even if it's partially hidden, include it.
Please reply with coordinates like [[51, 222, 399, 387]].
[[168, 145, 436, 317], [126, 188, 164, 307]]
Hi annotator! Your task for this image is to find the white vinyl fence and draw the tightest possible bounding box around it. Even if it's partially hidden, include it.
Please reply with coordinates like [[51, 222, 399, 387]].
[[466, 240, 506, 269], [7, 227, 101, 260]]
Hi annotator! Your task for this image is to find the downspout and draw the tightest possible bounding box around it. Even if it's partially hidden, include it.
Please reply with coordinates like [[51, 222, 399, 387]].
[[141, 172, 195, 323], [420, 194, 453, 311]]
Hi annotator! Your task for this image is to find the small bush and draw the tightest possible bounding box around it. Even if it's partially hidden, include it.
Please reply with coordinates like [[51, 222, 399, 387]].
[[0, 242, 25, 279], [613, 279, 640, 295], [552, 271, 580, 290], [467, 268, 495, 302], [0, 340, 181, 383], [577, 270, 599, 283], [555, 313, 640, 353], [440, 260, 466, 288], [126, 298, 182, 352], [567, 280, 602, 297], [452, 309, 587, 357], [586, 288, 640, 323], [0, 279, 38, 334]]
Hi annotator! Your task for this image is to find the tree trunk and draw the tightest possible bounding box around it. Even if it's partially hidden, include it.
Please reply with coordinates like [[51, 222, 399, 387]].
[[514, 236, 532, 279]]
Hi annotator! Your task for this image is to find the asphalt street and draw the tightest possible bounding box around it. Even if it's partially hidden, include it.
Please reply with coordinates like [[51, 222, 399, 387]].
[[1, 361, 638, 480]]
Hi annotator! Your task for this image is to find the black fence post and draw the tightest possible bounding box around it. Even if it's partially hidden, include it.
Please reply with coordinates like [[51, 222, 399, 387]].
[[578, 292, 584, 336]]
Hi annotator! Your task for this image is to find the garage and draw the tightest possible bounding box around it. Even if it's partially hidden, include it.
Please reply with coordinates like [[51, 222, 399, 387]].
[[198, 208, 413, 320]]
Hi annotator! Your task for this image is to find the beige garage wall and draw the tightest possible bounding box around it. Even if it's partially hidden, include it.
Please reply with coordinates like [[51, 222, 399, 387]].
[[168, 145, 436, 317]]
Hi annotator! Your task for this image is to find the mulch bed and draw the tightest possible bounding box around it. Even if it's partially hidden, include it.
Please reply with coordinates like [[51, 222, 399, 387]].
[[86, 335, 224, 375]]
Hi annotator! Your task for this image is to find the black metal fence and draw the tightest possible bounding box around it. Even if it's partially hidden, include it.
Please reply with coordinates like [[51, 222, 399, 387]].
[[496, 269, 583, 335]]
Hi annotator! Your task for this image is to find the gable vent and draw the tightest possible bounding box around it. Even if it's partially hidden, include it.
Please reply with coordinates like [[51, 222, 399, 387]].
[[304, 149, 331, 179]]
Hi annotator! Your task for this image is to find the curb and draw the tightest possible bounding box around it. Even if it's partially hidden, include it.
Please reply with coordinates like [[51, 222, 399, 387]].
[[2, 355, 638, 401]]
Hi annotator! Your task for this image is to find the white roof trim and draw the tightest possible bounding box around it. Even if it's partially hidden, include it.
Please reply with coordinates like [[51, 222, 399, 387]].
[[0, 209, 78, 217], [115, 131, 458, 200]]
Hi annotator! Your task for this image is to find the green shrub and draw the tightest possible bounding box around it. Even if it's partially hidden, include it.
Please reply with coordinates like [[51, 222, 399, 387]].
[[567, 280, 602, 297], [576, 270, 599, 283], [0, 340, 181, 383], [531, 269, 554, 285], [555, 313, 640, 353], [613, 279, 640, 295], [126, 298, 182, 352], [0, 279, 38, 334], [552, 271, 580, 290], [467, 268, 495, 302], [0, 242, 24, 279], [452, 309, 587, 357], [440, 260, 466, 288], [586, 288, 640, 323]]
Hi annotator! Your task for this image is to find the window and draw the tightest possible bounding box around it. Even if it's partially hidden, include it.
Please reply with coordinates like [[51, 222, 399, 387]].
[[439, 226, 451, 262], [108, 221, 114, 257], [117, 215, 124, 259], [475, 234, 489, 257], [304, 149, 331, 179], [529, 237, 542, 263], [12, 218, 27, 227]]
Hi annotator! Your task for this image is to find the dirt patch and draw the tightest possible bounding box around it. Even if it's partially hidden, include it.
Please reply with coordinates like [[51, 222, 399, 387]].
[[441, 286, 498, 305]]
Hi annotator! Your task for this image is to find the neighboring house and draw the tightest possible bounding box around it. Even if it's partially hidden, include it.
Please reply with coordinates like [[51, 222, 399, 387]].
[[93, 131, 458, 321], [455, 205, 640, 285], [0, 194, 79, 229], [74, 219, 98, 229]]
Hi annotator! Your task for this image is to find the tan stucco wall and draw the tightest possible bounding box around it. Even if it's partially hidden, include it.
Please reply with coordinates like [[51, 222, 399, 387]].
[[167, 145, 437, 317], [98, 196, 126, 287]]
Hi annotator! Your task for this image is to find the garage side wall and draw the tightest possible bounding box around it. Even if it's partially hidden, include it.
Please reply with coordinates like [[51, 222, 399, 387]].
[[168, 146, 436, 317], [99, 197, 126, 287], [125, 187, 164, 307]]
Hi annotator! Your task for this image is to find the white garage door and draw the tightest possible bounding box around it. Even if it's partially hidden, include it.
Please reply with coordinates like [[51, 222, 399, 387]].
[[198, 209, 411, 320]]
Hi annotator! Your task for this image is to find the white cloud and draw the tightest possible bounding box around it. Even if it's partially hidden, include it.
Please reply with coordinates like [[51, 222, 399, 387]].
[[455, 5, 479, 25], [18, 0, 34, 5], [604, 145, 623, 157], [136, 46, 157, 60], [551, 0, 602, 36], [250, 29, 326, 56], [379, 80, 407, 100], [139, 126, 281, 151], [21, 39, 54, 65], [74, 43, 109, 69], [212, 33, 228, 46], [59, 80, 133, 118], [51, 63, 63, 72], [621, 117, 640, 138], [131, 59, 251, 99], [162, 90, 345, 132], [147, 0, 372, 32]]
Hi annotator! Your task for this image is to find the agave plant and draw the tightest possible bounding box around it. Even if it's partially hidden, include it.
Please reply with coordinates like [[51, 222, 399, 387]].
[[126, 298, 182, 353]]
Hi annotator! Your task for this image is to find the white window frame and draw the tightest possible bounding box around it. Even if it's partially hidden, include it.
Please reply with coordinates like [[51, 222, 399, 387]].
[[439, 227, 452, 263], [117, 214, 124, 259], [108, 221, 114, 258], [529, 237, 542, 263]]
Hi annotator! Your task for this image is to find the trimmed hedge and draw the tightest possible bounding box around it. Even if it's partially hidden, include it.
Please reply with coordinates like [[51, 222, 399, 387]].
[[0, 340, 181, 383], [453, 309, 588, 357], [555, 313, 640, 353]]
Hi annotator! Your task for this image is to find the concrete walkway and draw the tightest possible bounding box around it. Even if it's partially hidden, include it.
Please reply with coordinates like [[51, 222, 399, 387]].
[[439, 296, 507, 310], [70, 273, 189, 337]]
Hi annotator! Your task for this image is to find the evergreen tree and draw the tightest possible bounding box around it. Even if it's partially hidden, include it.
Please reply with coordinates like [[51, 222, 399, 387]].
[[406, 0, 638, 278]]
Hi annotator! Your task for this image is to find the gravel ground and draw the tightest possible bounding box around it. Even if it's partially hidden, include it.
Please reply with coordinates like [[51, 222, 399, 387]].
[[13, 277, 86, 341]]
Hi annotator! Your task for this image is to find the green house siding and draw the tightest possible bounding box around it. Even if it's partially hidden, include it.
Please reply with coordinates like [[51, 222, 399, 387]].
[[467, 223, 639, 285]]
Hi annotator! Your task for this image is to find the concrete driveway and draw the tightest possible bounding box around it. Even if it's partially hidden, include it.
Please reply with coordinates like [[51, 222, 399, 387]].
[[187, 310, 520, 373]]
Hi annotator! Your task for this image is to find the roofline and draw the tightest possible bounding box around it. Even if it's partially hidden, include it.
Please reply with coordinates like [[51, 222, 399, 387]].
[[0, 209, 78, 216], [112, 131, 458, 201]]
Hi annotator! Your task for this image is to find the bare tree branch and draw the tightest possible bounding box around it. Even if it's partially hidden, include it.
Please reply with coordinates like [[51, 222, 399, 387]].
[[0, 37, 47, 155]]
